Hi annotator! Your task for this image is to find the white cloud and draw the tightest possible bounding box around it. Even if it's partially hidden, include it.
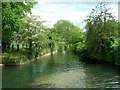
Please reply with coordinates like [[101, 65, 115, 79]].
[[32, 2, 93, 28], [32, 2, 118, 29], [35, 0, 120, 3]]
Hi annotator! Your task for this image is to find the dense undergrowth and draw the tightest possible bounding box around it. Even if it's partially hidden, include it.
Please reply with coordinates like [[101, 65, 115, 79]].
[[2, 2, 120, 66]]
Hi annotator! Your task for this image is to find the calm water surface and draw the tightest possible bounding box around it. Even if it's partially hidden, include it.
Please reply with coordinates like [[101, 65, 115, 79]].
[[2, 50, 120, 88]]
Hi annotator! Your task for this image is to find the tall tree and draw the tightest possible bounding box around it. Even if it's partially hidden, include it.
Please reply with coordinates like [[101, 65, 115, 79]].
[[2, 1, 37, 50], [13, 15, 46, 55], [53, 20, 84, 48], [85, 2, 118, 61]]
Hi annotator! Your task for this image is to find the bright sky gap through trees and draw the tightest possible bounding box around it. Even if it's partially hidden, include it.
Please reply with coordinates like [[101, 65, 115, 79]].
[[32, 0, 118, 30]]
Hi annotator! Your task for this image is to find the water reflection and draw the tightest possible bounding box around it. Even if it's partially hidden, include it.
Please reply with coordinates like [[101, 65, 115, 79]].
[[2, 50, 120, 88]]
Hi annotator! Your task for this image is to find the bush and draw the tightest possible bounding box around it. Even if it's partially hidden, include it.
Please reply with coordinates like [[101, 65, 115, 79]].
[[75, 42, 86, 53], [114, 46, 120, 64], [2, 54, 21, 65]]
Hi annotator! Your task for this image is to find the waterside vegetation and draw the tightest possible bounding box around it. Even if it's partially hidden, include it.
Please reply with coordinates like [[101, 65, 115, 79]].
[[2, 1, 120, 66]]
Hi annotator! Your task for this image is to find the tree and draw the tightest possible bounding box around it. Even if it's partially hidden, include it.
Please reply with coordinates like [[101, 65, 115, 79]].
[[68, 26, 84, 45], [53, 20, 84, 49], [114, 22, 120, 64], [13, 15, 46, 55], [45, 28, 59, 53], [53, 20, 75, 44], [84, 2, 118, 61], [2, 2, 37, 51]]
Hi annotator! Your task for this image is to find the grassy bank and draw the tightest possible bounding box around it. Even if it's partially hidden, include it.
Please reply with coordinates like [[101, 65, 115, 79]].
[[2, 48, 58, 66]]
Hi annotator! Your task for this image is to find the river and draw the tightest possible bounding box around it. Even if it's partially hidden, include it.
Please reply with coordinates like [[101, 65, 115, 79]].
[[2, 50, 120, 88]]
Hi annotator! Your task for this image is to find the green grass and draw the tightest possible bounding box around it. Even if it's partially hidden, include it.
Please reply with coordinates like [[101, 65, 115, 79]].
[[2, 48, 28, 58], [10, 43, 28, 50], [2, 49, 30, 64]]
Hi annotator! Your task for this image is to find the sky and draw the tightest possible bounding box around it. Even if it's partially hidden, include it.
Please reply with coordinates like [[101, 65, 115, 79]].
[[32, 0, 119, 29]]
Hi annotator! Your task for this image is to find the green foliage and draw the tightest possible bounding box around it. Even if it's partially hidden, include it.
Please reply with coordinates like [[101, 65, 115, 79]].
[[2, 49, 31, 65], [112, 30, 120, 64], [68, 26, 84, 45], [12, 15, 48, 53], [83, 2, 119, 64], [75, 42, 86, 52], [13, 15, 45, 42], [2, 53, 21, 64], [3, 1, 119, 66], [53, 20, 84, 49], [2, 2, 37, 49]]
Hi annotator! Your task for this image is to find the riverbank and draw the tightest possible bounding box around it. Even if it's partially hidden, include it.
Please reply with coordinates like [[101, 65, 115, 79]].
[[74, 50, 120, 66], [2, 50, 58, 66], [0, 64, 3, 66], [77, 54, 120, 66]]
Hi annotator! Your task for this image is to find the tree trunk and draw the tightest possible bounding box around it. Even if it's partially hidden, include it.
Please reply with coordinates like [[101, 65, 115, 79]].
[[17, 44, 19, 51], [29, 39, 32, 55], [49, 42, 54, 55], [35, 44, 38, 57], [12, 44, 14, 50]]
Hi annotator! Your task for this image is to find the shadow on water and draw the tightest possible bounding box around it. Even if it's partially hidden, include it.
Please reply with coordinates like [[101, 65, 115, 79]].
[[79, 57, 120, 88], [2, 50, 120, 88]]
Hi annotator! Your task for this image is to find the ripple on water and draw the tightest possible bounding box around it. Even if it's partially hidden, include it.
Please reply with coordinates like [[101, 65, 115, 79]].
[[32, 69, 87, 88]]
